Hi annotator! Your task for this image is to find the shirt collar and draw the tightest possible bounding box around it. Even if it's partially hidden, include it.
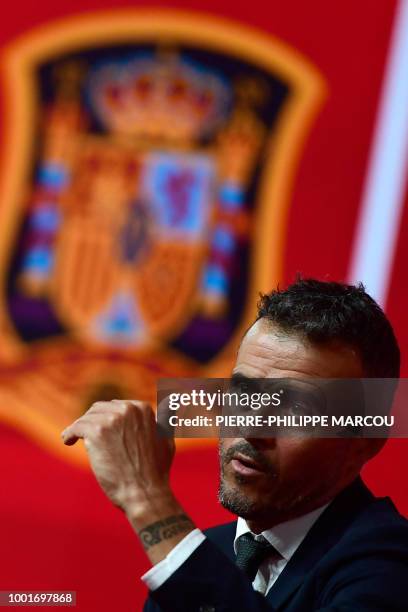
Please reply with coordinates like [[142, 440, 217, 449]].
[[234, 502, 331, 562]]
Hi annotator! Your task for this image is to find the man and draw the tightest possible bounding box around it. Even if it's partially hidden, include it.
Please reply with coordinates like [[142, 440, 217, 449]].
[[62, 279, 408, 611]]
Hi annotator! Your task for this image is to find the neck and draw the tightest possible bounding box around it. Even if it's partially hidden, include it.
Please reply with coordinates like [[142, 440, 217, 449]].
[[244, 493, 335, 534]]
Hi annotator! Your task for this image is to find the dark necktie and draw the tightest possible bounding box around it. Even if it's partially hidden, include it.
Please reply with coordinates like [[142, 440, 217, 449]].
[[235, 532, 278, 582]]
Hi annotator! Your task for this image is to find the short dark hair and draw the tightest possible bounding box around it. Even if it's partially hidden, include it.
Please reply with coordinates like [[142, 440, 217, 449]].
[[257, 278, 400, 378]]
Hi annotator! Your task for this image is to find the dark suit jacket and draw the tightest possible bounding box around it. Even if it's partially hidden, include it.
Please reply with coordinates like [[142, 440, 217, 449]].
[[143, 478, 408, 611]]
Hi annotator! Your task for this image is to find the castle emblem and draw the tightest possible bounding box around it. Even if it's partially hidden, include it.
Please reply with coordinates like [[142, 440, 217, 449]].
[[0, 12, 326, 461]]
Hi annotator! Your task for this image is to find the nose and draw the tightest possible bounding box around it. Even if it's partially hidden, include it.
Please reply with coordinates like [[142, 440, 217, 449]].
[[244, 436, 277, 450]]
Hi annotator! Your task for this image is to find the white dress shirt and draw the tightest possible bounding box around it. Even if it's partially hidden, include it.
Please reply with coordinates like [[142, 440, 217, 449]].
[[142, 502, 330, 594]]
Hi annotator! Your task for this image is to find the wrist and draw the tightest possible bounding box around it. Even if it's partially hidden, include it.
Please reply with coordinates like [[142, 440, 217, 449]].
[[125, 490, 196, 566], [124, 487, 181, 529]]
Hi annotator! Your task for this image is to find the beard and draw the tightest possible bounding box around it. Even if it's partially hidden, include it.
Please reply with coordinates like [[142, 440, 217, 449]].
[[217, 439, 278, 520], [218, 479, 260, 519], [218, 439, 352, 526]]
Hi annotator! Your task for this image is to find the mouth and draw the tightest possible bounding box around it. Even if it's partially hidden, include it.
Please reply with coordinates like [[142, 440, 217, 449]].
[[230, 453, 267, 477]]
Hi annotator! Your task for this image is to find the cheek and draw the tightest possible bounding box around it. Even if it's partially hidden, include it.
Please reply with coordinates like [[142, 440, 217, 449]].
[[275, 439, 350, 481], [219, 438, 240, 464], [219, 438, 237, 453]]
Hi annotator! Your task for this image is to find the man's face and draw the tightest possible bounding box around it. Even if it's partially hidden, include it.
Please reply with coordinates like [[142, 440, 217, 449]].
[[219, 319, 369, 529]]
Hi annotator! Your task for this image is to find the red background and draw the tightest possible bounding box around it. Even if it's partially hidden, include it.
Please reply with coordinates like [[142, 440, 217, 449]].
[[1, 2, 407, 611]]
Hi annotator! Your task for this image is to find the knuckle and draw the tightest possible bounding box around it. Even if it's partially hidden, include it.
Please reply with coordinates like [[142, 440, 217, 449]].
[[117, 402, 131, 415], [110, 400, 130, 415], [92, 423, 104, 438], [108, 413, 121, 426], [130, 399, 148, 409], [119, 401, 141, 418]]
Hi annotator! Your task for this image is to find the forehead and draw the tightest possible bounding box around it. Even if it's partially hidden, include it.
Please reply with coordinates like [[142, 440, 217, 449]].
[[234, 319, 364, 379]]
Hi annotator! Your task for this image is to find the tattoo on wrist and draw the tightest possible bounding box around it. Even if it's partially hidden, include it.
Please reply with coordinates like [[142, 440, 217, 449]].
[[138, 514, 194, 551]]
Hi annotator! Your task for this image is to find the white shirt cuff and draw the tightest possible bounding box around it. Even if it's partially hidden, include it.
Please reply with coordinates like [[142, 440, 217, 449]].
[[141, 528, 206, 591]]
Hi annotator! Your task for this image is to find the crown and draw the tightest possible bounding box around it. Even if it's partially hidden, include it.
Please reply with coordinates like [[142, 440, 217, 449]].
[[87, 53, 231, 144]]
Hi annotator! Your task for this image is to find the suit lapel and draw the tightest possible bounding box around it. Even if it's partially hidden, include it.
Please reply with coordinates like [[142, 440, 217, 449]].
[[205, 520, 237, 562], [205, 479, 374, 609], [266, 477, 374, 610]]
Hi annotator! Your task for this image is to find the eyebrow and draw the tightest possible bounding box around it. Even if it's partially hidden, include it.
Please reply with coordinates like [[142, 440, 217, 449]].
[[231, 372, 257, 385], [231, 372, 251, 380]]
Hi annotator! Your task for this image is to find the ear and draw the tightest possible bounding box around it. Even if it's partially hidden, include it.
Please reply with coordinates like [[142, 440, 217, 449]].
[[359, 437, 386, 463]]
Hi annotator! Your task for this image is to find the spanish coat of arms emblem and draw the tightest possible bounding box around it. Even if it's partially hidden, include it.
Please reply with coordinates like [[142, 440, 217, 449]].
[[0, 12, 325, 460]]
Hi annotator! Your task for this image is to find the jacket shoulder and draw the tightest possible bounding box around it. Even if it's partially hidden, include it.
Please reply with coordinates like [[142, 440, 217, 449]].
[[340, 496, 408, 552], [312, 497, 408, 608]]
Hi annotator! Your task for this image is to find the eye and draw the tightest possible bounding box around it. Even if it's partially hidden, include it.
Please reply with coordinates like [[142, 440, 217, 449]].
[[231, 379, 261, 396], [230, 377, 249, 393], [235, 382, 250, 394], [279, 391, 317, 416], [287, 400, 310, 416]]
